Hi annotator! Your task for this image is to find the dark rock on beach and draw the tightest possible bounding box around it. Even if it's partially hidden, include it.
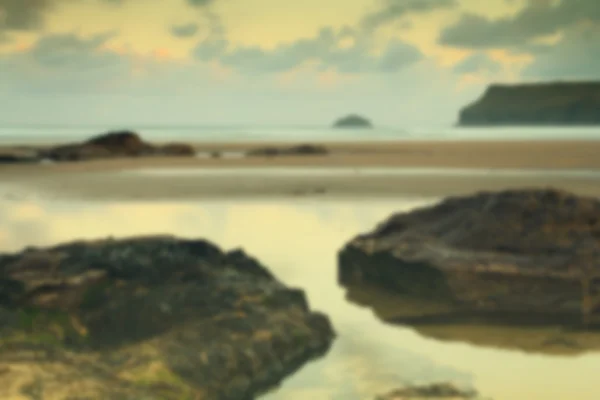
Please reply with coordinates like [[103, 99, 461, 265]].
[[86, 130, 155, 155], [42, 131, 195, 161], [159, 142, 197, 156], [333, 114, 373, 128], [338, 188, 600, 327], [43, 143, 113, 161], [0, 148, 40, 164], [246, 144, 329, 157], [0, 235, 334, 399], [459, 82, 600, 126]]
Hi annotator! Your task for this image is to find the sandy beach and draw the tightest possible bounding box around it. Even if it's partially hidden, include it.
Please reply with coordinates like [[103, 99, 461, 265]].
[[2, 140, 600, 200]]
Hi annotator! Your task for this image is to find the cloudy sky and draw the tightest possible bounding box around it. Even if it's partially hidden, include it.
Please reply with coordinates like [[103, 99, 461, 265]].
[[0, 0, 598, 127]]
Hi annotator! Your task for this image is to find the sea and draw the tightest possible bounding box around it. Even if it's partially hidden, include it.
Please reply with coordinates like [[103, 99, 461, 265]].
[[1, 124, 600, 144]]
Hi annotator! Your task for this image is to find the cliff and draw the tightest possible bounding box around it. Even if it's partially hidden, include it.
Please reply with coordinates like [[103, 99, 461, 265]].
[[458, 81, 600, 126]]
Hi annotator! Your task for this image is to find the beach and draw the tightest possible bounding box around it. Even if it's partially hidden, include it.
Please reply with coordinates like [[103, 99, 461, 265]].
[[1, 139, 600, 200], [2, 138, 600, 400], [2, 1, 599, 398]]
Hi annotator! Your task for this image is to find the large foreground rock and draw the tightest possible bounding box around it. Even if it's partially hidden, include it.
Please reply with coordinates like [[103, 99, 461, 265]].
[[459, 82, 600, 126], [42, 131, 195, 161], [0, 235, 334, 399], [339, 188, 600, 326]]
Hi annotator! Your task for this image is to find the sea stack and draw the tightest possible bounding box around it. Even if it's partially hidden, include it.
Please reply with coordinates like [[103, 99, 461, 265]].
[[332, 114, 373, 129]]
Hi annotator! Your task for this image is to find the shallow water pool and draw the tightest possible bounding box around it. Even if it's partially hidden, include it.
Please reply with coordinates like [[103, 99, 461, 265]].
[[1, 196, 599, 400]]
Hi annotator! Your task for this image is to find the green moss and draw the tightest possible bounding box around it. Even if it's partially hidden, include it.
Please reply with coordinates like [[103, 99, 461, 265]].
[[7, 308, 89, 347], [126, 363, 197, 400], [1, 331, 63, 348]]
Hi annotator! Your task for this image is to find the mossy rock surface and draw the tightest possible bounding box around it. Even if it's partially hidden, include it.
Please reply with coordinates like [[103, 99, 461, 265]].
[[0, 235, 334, 400]]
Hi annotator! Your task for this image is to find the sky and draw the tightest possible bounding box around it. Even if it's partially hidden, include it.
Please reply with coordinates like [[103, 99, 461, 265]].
[[0, 0, 598, 127]]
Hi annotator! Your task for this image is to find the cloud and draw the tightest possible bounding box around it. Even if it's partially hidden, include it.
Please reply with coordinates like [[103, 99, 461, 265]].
[[361, 0, 457, 30], [0, 0, 484, 127], [193, 26, 422, 75], [29, 31, 120, 68], [0, 0, 123, 35], [439, 0, 600, 49], [0, 30, 476, 127], [170, 22, 199, 38], [0, 0, 53, 31], [0, 31, 213, 96], [438, 1, 600, 82], [453, 52, 503, 75], [0, 32, 131, 94], [521, 23, 600, 80]]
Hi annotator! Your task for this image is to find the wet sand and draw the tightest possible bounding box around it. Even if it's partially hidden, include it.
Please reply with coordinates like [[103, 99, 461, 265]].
[[1, 140, 600, 200]]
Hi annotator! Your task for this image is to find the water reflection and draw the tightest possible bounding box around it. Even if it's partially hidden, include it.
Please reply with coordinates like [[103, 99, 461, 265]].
[[1, 196, 600, 399], [346, 284, 600, 356]]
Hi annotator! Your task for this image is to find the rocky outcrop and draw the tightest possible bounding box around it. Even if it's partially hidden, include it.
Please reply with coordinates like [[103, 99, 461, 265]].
[[0, 235, 334, 400], [459, 82, 600, 126], [85, 130, 155, 154], [246, 144, 329, 157], [332, 114, 373, 128], [338, 188, 600, 327], [0, 148, 40, 164], [42, 131, 196, 161], [159, 143, 197, 156]]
